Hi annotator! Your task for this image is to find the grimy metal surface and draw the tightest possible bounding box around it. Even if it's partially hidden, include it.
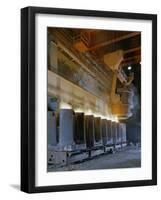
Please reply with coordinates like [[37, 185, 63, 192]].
[[47, 111, 57, 146], [116, 123, 122, 144], [85, 115, 95, 148], [74, 113, 86, 145], [94, 117, 102, 144], [59, 109, 75, 150], [107, 120, 113, 144], [111, 122, 117, 146], [101, 119, 108, 145]]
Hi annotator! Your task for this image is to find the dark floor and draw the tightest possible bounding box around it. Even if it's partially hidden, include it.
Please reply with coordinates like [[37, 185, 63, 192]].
[[48, 146, 141, 172]]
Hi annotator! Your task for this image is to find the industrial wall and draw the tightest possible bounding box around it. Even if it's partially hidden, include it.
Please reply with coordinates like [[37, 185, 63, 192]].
[[48, 70, 112, 118]]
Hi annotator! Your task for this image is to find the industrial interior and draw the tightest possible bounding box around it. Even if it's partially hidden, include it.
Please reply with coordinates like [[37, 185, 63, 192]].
[[47, 27, 141, 171]]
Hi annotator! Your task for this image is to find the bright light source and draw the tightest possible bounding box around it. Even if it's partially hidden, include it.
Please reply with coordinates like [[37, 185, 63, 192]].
[[128, 65, 132, 70], [60, 102, 72, 109]]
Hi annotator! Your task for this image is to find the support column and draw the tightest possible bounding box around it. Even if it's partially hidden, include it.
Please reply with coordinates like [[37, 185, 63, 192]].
[[85, 115, 95, 149], [102, 119, 107, 146], [59, 109, 75, 150], [116, 123, 122, 145], [74, 113, 86, 150], [47, 111, 57, 146], [107, 120, 113, 145], [94, 117, 102, 146], [121, 123, 127, 146], [111, 122, 117, 146]]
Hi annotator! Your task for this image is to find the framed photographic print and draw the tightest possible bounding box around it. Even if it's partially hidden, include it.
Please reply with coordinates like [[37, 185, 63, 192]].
[[21, 6, 157, 193]]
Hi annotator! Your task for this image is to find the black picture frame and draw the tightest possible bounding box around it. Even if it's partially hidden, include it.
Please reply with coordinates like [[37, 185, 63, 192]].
[[21, 6, 157, 193]]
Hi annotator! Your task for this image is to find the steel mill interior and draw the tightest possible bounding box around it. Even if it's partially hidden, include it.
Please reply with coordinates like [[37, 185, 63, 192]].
[[47, 27, 141, 171]]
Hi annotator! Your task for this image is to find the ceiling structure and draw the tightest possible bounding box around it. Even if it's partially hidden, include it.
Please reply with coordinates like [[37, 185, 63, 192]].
[[48, 27, 141, 69], [57, 28, 141, 68]]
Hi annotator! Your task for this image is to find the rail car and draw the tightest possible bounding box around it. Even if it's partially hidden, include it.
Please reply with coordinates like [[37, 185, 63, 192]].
[[47, 109, 127, 167]]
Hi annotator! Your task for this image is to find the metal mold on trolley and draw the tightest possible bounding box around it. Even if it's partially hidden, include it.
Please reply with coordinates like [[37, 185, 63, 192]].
[[47, 105, 127, 168]]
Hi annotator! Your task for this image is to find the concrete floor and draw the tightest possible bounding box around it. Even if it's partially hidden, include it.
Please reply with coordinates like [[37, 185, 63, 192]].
[[48, 146, 141, 172]]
